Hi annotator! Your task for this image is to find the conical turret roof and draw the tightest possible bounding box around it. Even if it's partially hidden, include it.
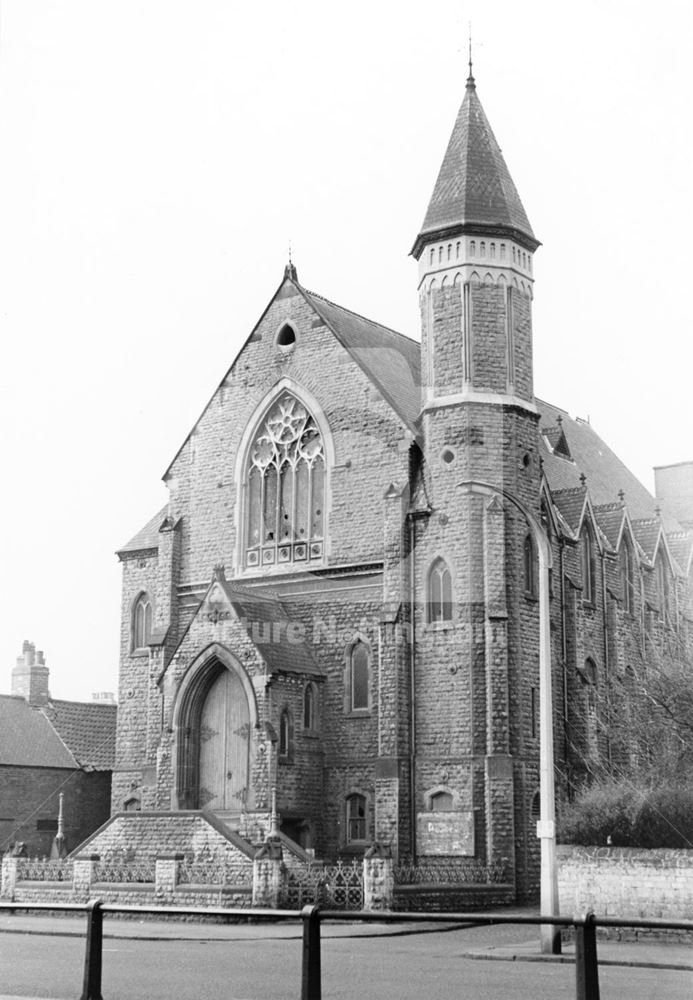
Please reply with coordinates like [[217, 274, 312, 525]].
[[412, 73, 538, 258]]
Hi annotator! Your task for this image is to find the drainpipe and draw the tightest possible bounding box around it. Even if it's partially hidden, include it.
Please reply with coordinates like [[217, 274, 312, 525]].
[[600, 552, 612, 768], [559, 540, 569, 768], [408, 512, 417, 861]]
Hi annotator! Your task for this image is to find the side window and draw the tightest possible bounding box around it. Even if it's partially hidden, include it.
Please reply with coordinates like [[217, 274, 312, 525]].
[[132, 593, 152, 652], [580, 524, 595, 604], [346, 642, 371, 714], [620, 536, 634, 613], [345, 793, 368, 844], [523, 534, 537, 596], [303, 682, 317, 731], [427, 559, 453, 623], [279, 708, 293, 761]]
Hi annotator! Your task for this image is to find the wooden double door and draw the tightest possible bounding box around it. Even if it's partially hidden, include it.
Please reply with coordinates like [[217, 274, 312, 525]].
[[197, 667, 250, 811]]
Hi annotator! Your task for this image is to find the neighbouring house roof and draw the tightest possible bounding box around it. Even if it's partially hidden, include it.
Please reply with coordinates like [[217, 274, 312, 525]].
[[0, 694, 117, 772], [118, 505, 168, 556], [300, 286, 421, 433], [0, 695, 78, 769], [42, 699, 117, 771]]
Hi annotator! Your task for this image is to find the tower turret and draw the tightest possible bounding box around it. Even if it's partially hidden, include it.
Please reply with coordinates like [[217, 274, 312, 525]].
[[413, 65, 539, 413]]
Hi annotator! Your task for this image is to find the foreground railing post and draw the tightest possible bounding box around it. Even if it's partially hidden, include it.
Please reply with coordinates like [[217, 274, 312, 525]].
[[80, 899, 104, 1000], [301, 904, 321, 1000], [575, 911, 600, 1000]]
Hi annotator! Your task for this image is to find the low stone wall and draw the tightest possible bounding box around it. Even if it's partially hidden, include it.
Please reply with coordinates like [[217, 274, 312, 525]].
[[557, 845, 693, 923]]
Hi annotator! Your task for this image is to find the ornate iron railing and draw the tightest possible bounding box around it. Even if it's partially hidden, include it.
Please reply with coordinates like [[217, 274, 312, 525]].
[[283, 860, 363, 910], [177, 860, 251, 886], [93, 859, 155, 883], [393, 858, 507, 885], [16, 858, 74, 882]]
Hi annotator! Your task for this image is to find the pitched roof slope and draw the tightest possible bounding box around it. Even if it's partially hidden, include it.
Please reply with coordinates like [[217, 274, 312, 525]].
[[43, 700, 117, 771], [413, 74, 537, 256], [0, 696, 78, 769], [300, 287, 421, 432], [537, 400, 666, 524], [118, 505, 168, 555]]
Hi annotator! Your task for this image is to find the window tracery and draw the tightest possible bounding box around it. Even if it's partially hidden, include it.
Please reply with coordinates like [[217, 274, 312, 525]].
[[245, 393, 325, 568]]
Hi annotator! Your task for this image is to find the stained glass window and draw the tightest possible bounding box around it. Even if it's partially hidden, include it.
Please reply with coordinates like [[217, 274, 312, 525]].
[[245, 393, 325, 568]]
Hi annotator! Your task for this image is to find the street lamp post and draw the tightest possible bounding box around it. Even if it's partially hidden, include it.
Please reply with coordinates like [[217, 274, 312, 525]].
[[458, 481, 560, 954]]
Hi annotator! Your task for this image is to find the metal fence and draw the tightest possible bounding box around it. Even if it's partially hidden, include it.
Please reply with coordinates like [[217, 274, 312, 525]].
[[0, 899, 691, 1000], [283, 859, 364, 909], [15, 858, 74, 882], [393, 858, 506, 885]]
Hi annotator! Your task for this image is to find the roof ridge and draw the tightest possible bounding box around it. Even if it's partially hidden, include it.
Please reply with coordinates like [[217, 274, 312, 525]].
[[552, 485, 587, 496], [593, 501, 625, 512], [301, 287, 416, 346]]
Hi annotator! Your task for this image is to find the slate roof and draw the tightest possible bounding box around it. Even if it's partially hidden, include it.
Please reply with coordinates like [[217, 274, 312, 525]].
[[592, 504, 627, 550], [537, 400, 665, 524], [667, 532, 693, 575], [550, 487, 587, 533], [630, 519, 663, 562], [412, 75, 537, 257], [42, 700, 117, 771], [118, 505, 168, 555], [0, 696, 78, 769], [300, 287, 422, 433], [205, 574, 323, 678]]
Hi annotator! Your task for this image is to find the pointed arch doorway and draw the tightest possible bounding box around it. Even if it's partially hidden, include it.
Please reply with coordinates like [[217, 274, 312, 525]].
[[175, 647, 255, 815], [198, 666, 250, 811]]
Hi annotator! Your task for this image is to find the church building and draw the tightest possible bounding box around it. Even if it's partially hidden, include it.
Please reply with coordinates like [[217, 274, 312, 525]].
[[113, 66, 693, 901]]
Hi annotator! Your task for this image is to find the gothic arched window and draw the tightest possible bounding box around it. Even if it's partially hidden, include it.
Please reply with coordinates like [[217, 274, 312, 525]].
[[132, 593, 152, 651], [523, 534, 537, 596], [620, 536, 634, 613], [279, 708, 292, 760], [303, 682, 317, 731], [580, 523, 595, 604], [346, 641, 371, 714], [245, 393, 325, 569], [656, 551, 670, 621], [427, 559, 453, 623]]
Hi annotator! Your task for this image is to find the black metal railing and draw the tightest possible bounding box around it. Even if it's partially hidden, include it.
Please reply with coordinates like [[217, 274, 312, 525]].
[[0, 900, 691, 1000]]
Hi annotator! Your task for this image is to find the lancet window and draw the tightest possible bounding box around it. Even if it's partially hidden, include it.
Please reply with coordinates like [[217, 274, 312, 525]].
[[245, 393, 325, 568]]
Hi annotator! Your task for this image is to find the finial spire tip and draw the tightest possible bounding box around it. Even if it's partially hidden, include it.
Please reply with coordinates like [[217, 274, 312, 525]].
[[466, 23, 476, 89]]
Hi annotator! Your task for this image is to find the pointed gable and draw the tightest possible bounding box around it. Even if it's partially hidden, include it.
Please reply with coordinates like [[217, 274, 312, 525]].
[[197, 568, 323, 678], [412, 74, 537, 258]]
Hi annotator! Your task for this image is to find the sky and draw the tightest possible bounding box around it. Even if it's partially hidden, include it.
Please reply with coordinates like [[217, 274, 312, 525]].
[[1, 1, 691, 702]]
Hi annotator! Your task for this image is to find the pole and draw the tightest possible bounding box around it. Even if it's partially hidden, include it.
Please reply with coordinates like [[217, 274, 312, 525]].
[[301, 904, 321, 1000], [80, 899, 103, 1000], [575, 911, 600, 1000], [458, 481, 560, 953]]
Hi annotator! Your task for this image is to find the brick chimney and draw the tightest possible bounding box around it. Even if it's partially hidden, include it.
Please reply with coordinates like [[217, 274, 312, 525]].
[[12, 640, 50, 705]]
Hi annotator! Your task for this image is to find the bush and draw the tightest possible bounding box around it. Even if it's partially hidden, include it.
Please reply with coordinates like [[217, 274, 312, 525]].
[[557, 780, 693, 848]]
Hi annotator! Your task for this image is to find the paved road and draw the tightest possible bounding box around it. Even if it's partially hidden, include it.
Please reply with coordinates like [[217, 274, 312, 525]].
[[0, 923, 690, 1000]]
